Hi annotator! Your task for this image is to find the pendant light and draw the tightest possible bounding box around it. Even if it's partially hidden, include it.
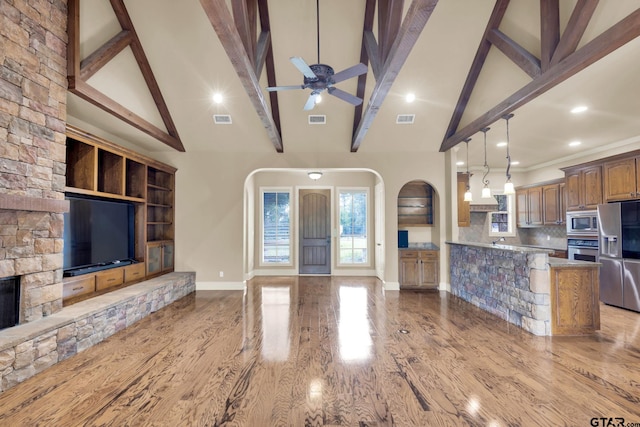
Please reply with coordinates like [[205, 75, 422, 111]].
[[502, 113, 515, 195], [480, 127, 491, 198], [463, 138, 473, 202]]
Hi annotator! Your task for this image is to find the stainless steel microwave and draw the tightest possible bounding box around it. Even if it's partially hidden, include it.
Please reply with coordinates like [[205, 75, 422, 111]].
[[566, 210, 598, 236]]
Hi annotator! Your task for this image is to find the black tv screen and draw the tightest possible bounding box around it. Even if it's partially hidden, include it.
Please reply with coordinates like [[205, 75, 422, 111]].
[[63, 195, 134, 271]]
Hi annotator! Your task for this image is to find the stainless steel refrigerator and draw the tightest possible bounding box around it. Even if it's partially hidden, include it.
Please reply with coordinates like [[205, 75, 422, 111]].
[[598, 202, 640, 312]]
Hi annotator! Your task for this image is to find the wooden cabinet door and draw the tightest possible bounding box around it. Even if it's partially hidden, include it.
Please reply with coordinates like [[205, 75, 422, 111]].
[[419, 251, 439, 289], [399, 256, 419, 287], [559, 183, 566, 224], [457, 174, 470, 227], [542, 184, 560, 225], [146, 243, 162, 276], [527, 187, 543, 226], [604, 158, 637, 202], [516, 189, 529, 227], [582, 165, 603, 209], [565, 171, 582, 211], [162, 242, 174, 272]]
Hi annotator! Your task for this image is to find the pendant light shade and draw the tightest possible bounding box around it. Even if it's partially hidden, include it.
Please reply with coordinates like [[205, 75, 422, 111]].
[[480, 127, 492, 199], [502, 114, 515, 195], [463, 138, 472, 202]]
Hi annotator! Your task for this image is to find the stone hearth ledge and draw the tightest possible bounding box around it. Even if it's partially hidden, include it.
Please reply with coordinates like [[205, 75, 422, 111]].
[[0, 272, 195, 392]]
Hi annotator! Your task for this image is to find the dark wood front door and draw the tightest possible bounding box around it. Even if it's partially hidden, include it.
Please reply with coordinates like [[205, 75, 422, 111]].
[[299, 189, 331, 274]]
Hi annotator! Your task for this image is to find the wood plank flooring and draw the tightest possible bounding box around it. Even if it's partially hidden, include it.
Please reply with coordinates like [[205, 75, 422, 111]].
[[1, 275, 640, 426]]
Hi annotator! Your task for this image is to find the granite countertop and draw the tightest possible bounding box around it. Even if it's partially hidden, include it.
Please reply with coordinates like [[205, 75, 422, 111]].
[[400, 243, 439, 250], [446, 241, 554, 254], [548, 257, 601, 268]]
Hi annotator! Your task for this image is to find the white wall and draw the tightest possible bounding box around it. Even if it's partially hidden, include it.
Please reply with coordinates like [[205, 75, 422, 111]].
[[153, 150, 448, 289]]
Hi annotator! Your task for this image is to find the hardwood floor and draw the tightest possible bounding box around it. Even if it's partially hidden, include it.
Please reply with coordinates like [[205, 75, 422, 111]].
[[1, 276, 640, 426]]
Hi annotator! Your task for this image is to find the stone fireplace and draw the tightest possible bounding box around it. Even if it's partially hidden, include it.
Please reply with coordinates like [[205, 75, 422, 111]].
[[0, 0, 69, 325]]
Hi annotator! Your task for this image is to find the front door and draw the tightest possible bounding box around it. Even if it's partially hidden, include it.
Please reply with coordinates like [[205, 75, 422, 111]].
[[299, 189, 331, 274]]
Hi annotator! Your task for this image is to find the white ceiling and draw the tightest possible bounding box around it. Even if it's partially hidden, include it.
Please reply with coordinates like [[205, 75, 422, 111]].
[[67, 0, 640, 173]]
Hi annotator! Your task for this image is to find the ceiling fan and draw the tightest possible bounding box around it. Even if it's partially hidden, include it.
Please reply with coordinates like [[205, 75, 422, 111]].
[[266, 0, 368, 111]]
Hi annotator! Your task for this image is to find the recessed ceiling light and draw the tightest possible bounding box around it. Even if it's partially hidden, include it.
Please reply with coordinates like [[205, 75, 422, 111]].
[[496, 142, 507, 147], [571, 105, 588, 114], [456, 161, 464, 166], [213, 93, 223, 104], [569, 141, 582, 147], [405, 93, 416, 103], [511, 161, 520, 166]]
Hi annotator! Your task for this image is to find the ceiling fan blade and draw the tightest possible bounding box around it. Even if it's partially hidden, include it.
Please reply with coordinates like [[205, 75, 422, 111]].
[[290, 57, 317, 79], [266, 85, 305, 92], [327, 87, 362, 106], [303, 92, 319, 110], [331, 63, 368, 84]]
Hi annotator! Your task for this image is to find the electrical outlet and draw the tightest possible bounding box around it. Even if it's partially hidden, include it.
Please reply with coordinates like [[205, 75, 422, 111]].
[[219, 271, 224, 278], [547, 235, 551, 241]]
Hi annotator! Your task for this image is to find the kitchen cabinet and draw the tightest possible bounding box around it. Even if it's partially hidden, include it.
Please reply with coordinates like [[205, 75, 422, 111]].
[[516, 187, 543, 227], [564, 165, 602, 211], [603, 157, 640, 202], [399, 250, 439, 290], [457, 173, 470, 227], [542, 182, 565, 225]]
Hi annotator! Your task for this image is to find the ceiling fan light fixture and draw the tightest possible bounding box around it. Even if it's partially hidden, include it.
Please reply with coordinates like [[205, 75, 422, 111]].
[[308, 171, 323, 180]]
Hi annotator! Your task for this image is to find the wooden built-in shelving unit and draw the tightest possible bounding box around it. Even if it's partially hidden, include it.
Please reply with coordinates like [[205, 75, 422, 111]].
[[64, 125, 177, 303]]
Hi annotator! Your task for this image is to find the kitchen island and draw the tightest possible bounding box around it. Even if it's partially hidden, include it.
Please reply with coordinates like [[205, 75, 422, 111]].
[[447, 241, 600, 336]]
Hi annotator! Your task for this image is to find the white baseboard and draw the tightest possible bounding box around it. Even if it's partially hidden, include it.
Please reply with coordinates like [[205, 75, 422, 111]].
[[384, 281, 400, 291], [439, 281, 450, 292], [252, 269, 298, 276], [197, 281, 246, 291]]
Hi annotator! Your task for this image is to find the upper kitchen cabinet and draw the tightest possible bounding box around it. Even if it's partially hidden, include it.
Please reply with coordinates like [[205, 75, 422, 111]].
[[603, 157, 640, 202], [398, 181, 434, 227], [456, 173, 470, 227], [563, 165, 602, 211], [542, 182, 565, 225], [516, 187, 543, 227]]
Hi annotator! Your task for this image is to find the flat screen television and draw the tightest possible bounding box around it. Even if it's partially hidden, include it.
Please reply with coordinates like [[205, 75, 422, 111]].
[[63, 195, 134, 275]]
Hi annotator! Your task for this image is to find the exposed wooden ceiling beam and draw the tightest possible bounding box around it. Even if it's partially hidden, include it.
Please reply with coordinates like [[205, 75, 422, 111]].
[[487, 29, 541, 78], [439, 7, 640, 153], [540, 0, 560, 71], [71, 80, 185, 151], [378, 0, 404, 63], [441, 0, 510, 147], [67, 0, 185, 151], [351, 0, 438, 152], [200, 0, 283, 152], [353, 0, 377, 139], [550, 0, 599, 66], [232, 0, 257, 67], [257, 0, 282, 138], [80, 30, 133, 81], [109, 0, 183, 151]]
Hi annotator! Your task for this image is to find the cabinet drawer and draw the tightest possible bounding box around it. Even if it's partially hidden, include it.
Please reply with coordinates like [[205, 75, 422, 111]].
[[419, 251, 438, 260], [63, 276, 95, 299], [95, 268, 124, 291], [400, 250, 419, 258], [124, 262, 145, 282]]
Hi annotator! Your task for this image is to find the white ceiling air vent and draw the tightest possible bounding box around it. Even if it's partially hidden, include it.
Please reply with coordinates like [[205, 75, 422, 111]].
[[396, 114, 415, 124], [308, 115, 326, 125], [213, 114, 232, 124]]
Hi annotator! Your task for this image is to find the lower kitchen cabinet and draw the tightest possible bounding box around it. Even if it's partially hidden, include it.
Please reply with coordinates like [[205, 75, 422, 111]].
[[399, 249, 439, 290]]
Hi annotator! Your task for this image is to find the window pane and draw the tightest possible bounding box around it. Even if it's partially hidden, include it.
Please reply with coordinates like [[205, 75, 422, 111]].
[[263, 191, 290, 263], [339, 190, 367, 264]]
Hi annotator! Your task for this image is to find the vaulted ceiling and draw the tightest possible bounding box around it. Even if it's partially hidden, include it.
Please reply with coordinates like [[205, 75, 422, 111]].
[[66, 0, 640, 172]]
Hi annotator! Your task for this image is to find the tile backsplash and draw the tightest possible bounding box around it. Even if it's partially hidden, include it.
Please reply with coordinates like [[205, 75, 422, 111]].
[[459, 212, 567, 249]]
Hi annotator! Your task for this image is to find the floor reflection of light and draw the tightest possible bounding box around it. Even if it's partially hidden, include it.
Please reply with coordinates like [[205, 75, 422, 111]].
[[309, 379, 323, 400], [466, 396, 480, 416], [339, 287, 372, 362], [261, 287, 290, 361]]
